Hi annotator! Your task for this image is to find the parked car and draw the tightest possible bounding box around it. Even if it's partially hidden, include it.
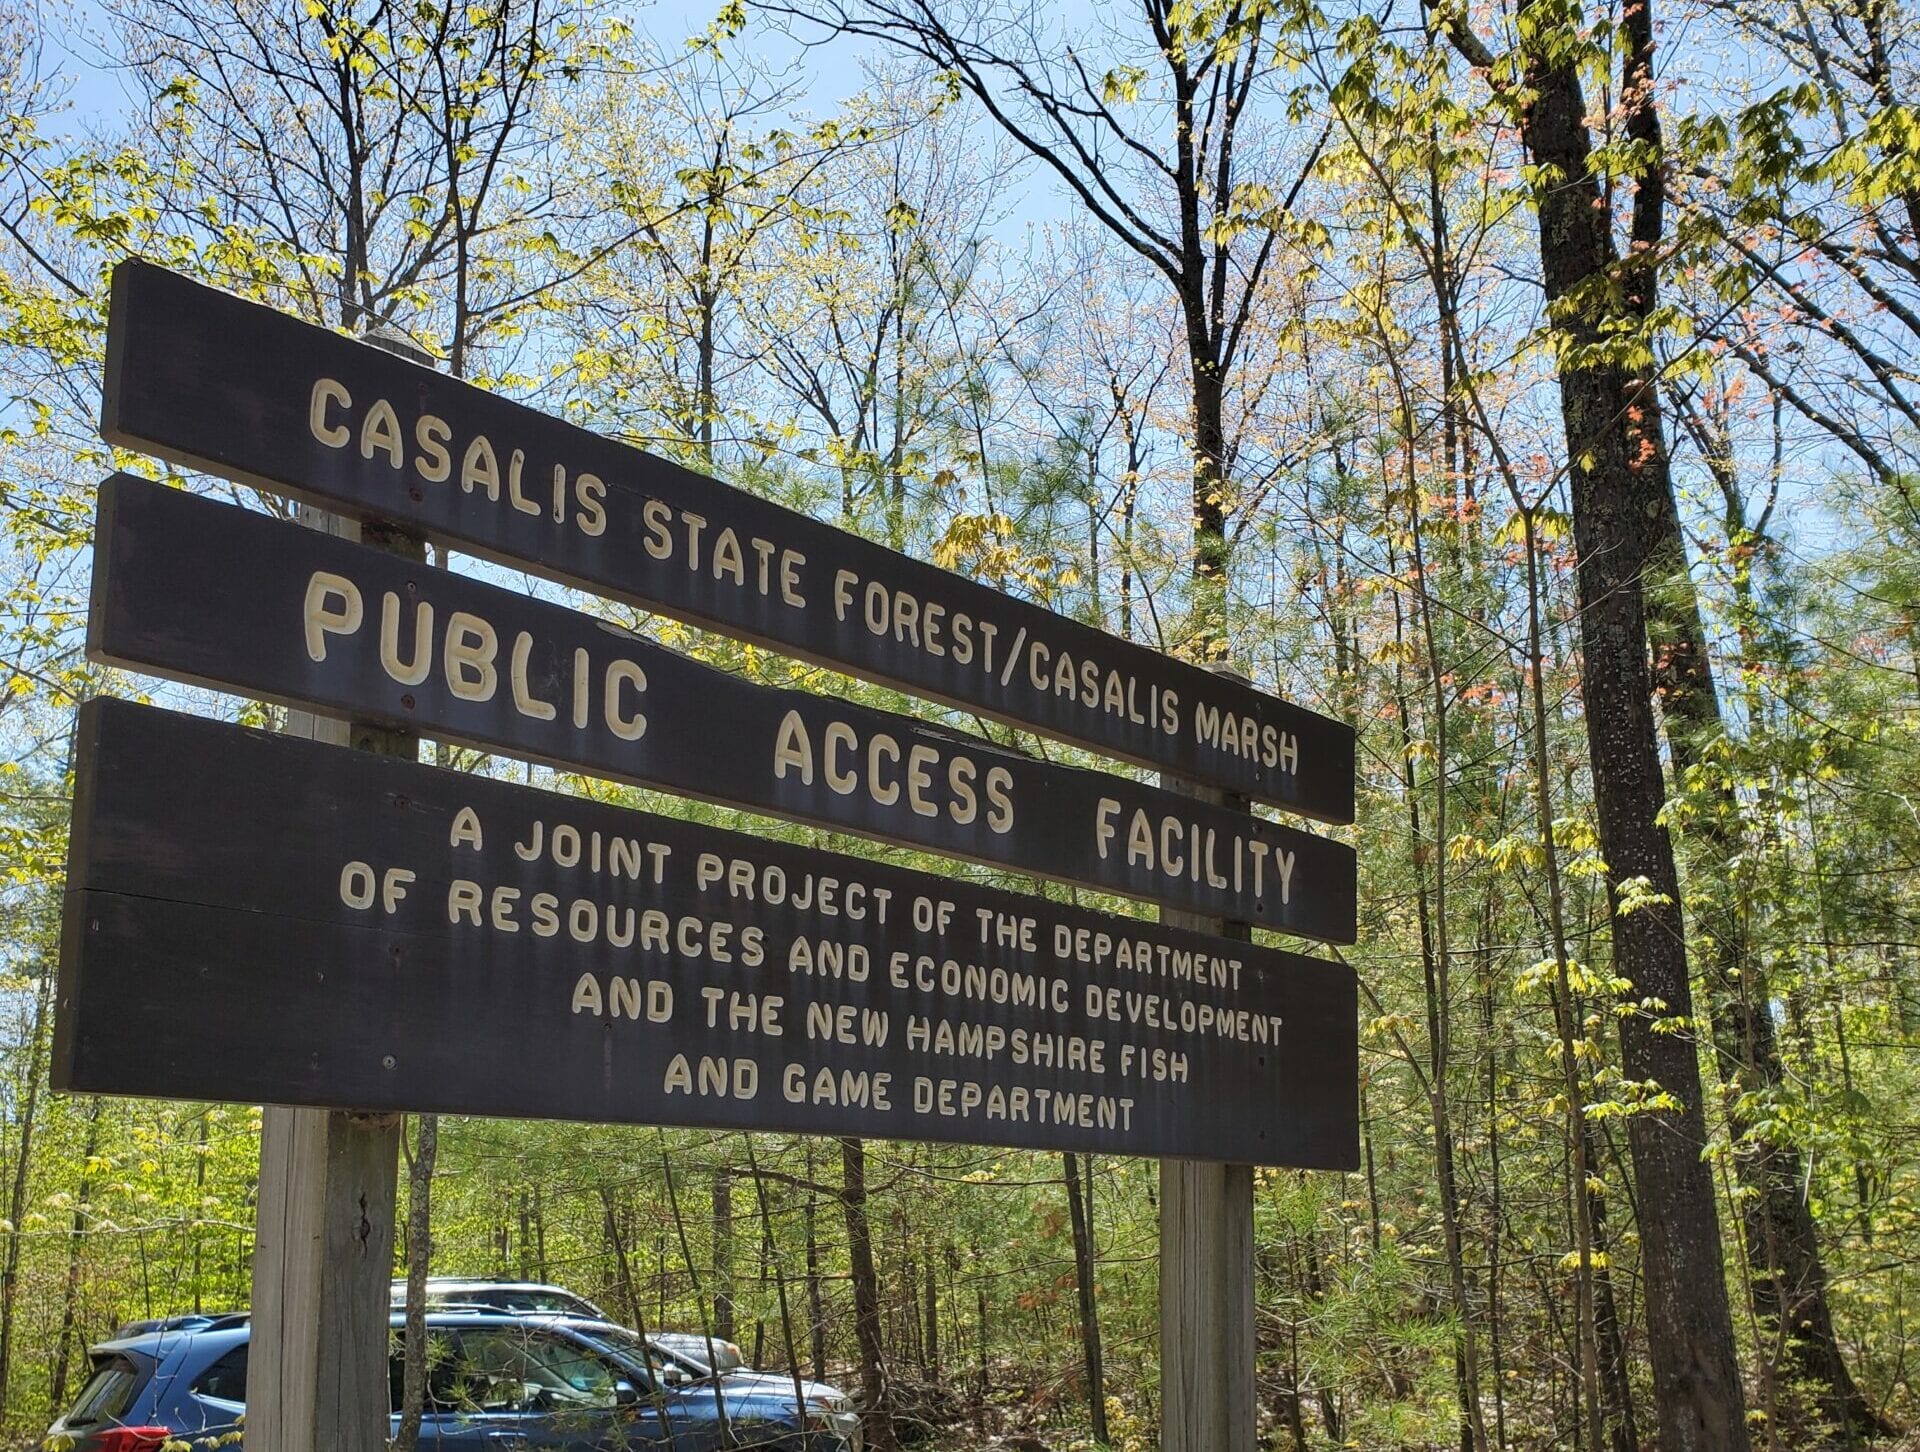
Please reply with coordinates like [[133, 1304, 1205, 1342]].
[[387, 1281, 748, 1378], [45, 1308, 861, 1451], [389, 1277, 612, 1321]]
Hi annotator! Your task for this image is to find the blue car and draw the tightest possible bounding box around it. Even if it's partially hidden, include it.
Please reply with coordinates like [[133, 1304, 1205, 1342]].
[[45, 1309, 862, 1451]]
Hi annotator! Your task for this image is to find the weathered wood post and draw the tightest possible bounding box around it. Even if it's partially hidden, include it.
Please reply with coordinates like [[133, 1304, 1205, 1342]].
[[1158, 664, 1258, 1452], [245, 325, 432, 1452]]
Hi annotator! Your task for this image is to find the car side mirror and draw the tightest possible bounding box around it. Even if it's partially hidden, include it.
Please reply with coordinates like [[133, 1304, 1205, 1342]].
[[614, 1379, 643, 1407]]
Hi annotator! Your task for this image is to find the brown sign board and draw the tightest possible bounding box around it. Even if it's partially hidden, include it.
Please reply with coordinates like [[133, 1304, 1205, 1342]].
[[99, 260, 1355, 822], [56, 699, 1360, 1167], [90, 475, 1357, 942]]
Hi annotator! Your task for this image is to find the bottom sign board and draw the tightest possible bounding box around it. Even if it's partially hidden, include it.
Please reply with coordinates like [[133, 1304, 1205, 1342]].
[[56, 699, 1359, 1167]]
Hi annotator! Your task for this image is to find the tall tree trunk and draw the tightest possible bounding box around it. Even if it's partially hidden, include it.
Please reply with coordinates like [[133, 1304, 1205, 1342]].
[[713, 1165, 736, 1343], [49, 1097, 103, 1414], [805, 1143, 827, 1382], [1475, 907, 1511, 1452], [0, 969, 52, 1422], [192, 1110, 209, 1312], [1645, 428, 1886, 1445], [1435, 2, 1752, 1441], [1524, 63, 1749, 1452], [1187, 357, 1230, 659], [1551, 254, 1749, 1452], [922, 1235, 940, 1380], [1063, 1152, 1109, 1443], [517, 1189, 532, 1281], [901, 1254, 921, 1370], [976, 1256, 990, 1399], [1518, 508, 1609, 1452], [393, 1112, 439, 1452], [752, 1222, 770, 1371], [1583, 1122, 1638, 1452], [1389, 544, 1488, 1452], [840, 1137, 897, 1452], [532, 1185, 547, 1283]]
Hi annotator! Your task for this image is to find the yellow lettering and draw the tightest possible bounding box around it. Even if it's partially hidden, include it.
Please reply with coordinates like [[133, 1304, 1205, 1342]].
[[309, 377, 351, 447], [303, 572, 362, 661]]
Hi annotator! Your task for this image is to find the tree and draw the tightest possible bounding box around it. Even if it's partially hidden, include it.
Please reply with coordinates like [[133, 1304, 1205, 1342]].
[[1658, 365, 1888, 1445], [774, 0, 1328, 655], [1680, 0, 1920, 506], [1435, 0, 1754, 1441]]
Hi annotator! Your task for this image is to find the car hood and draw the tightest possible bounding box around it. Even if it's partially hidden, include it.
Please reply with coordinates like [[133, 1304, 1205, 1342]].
[[661, 1370, 848, 1412], [720, 1370, 850, 1403]]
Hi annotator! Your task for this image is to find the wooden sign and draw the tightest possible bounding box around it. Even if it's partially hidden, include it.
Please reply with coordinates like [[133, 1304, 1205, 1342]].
[[99, 260, 1354, 822], [56, 699, 1360, 1167], [90, 475, 1357, 942]]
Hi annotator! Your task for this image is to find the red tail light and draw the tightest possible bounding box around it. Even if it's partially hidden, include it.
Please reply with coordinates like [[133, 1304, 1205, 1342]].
[[92, 1428, 174, 1451]]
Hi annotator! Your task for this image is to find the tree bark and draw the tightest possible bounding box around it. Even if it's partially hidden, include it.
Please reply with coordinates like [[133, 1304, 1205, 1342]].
[[922, 1233, 940, 1379], [1582, 1121, 1638, 1452], [0, 969, 51, 1422], [1643, 441, 1887, 1445], [804, 1143, 827, 1382], [1186, 349, 1231, 658], [1388, 546, 1488, 1452], [49, 1097, 103, 1415], [713, 1165, 736, 1343], [976, 1262, 989, 1399], [840, 1136, 897, 1452], [393, 1112, 438, 1452], [1063, 1151, 1109, 1443]]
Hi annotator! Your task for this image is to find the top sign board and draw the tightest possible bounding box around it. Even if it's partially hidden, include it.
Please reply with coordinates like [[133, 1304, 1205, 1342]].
[[100, 260, 1355, 822]]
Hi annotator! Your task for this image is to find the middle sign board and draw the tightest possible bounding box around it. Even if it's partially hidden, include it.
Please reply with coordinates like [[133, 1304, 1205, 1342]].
[[89, 474, 1357, 942]]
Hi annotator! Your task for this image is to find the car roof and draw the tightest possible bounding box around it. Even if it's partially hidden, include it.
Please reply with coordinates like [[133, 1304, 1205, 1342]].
[[95, 1306, 596, 1359], [390, 1278, 584, 1293], [407, 1309, 586, 1327], [91, 1321, 251, 1360]]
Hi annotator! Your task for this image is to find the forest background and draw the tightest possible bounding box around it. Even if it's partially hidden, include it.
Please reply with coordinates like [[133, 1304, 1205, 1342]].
[[0, 0, 1916, 1446]]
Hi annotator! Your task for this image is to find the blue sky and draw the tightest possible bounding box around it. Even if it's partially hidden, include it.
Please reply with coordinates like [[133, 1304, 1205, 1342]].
[[42, 0, 882, 135]]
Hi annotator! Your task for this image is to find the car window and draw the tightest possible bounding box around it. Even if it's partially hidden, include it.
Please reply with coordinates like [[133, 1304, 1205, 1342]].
[[64, 1355, 143, 1427], [521, 1292, 597, 1316], [193, 1345, 248, 1404], [390, 1327, 467, 1413], [443, 1329, 622, 1414], [573, 1324, 678, 1382]]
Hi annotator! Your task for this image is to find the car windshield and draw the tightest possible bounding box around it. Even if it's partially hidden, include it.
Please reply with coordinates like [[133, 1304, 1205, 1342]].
[[64, 1355, 142, 1427], [575, 1324, 704, 1381], [442, 1328, 620, 1412]]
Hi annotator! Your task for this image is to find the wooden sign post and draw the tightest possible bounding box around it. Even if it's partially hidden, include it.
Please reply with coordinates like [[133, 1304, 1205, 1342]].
[[1160, 716, 1257, 1452], [246, 329, 429, 1452]]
